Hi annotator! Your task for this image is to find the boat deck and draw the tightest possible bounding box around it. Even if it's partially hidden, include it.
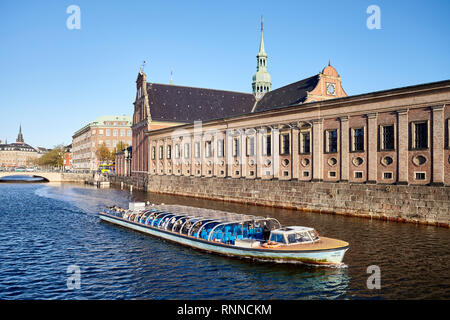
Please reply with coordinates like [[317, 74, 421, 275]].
[[258, 237, 349, 251]]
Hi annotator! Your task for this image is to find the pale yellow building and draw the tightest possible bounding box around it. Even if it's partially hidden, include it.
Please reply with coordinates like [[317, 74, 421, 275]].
[[0, 126, 40, 168]]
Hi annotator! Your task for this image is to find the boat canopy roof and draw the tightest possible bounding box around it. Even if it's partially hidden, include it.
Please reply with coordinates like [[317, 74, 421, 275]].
[[146, 204, 279, 225], [271, 226, 314, 234]]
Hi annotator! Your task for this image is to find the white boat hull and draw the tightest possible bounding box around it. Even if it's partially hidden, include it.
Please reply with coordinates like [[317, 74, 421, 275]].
[[99, 213, 348, 266]]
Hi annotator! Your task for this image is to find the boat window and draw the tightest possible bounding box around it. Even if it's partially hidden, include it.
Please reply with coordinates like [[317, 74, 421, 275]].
[[166, 216, 179, 230], [308, 230, 319, 241], [269, 233, 285, 244], [287, 232, 311, 244], [172, 218, 186, 232]]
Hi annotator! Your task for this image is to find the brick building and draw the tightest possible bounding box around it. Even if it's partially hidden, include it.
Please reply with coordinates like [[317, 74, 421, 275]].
[[128, 21, 449, 188], [72, 115, 132, 171]]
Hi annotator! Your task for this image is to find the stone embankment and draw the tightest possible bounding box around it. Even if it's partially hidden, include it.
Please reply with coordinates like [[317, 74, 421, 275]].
[[109, 174, 450, 228]]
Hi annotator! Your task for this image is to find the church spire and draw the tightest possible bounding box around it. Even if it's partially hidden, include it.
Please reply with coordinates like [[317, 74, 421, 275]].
[[252, 16, 271, 98], [16, 124, 24, 144], [258, 16, 266, 55]]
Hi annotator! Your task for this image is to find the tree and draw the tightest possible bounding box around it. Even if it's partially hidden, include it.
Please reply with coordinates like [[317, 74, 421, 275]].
[[113, 141, 129, 155], [95, 142, 113, 164], [35, 145, 65, 168]]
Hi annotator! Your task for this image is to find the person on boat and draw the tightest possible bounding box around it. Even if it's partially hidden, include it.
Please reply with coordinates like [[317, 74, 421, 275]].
[[262, 221, 271, 241]]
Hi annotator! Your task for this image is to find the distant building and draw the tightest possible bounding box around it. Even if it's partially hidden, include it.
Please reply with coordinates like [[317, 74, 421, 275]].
[[0, 125, 40, 168], [72, 115, 132, 171], [63, 144, 72, 171]]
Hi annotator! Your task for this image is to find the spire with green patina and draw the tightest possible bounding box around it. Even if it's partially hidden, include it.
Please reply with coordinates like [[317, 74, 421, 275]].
[[252, 16, 271, 98]]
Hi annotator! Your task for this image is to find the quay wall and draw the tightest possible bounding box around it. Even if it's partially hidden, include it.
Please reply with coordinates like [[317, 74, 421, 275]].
[[109, 174, 450, 228], [61, 173, 91, 182]]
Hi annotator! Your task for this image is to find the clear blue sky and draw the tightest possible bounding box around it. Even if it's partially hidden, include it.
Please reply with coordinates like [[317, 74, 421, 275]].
[[0, 0, 449, 148]]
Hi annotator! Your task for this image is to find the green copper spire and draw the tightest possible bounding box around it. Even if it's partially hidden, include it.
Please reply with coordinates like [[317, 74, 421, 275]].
[[252, 16, 271, 98], [258, 16, 266, 55]]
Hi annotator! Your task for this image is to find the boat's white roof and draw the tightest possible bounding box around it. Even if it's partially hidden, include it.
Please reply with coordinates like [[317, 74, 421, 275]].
[[272, 226, 314, 233]]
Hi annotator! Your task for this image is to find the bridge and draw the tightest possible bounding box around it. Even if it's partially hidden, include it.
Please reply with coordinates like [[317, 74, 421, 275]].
[[0, 171, 91, 182]]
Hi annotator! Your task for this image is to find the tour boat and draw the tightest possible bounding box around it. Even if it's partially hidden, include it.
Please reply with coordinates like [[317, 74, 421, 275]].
[[99, 203, 349, 266]]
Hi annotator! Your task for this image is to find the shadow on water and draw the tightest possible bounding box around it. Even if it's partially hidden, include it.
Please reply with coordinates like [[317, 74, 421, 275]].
[[0, 175, 48, 183]]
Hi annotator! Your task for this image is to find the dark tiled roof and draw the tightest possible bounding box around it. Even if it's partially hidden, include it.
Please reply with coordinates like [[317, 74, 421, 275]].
[[253, 75, 319, 113], [147, 83, 256, 122], [0, 143, 37, 152]]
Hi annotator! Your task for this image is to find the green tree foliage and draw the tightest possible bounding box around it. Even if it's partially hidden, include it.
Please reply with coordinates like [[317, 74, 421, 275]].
[[113, 141, 129, 155], [96, 142, 114, 164], [35, 145, 65, 168]]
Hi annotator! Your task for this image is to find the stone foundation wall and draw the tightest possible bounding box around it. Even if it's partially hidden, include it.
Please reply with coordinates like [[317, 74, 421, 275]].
[[110, 174, 450, 227], [109, 173, 149, 191], [61, 173, 91, 182]]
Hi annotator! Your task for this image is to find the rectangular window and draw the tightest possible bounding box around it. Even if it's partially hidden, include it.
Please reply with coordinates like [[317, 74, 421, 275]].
[[106, 129, 110, 137], [303, 171, 310, 177], [411, 121, 428, 149], [151, 146, 156, 160], [447, 119, 450, 148], [352, 128, 364, 152], [328, 171, 336, 178], [383, 172, 393, 179], [326, 129, 338, 153], [246, 136, 255, 156], [194, 142, 201, 158], [175, 144, 180, 159], [299, 131, 310, 154], [354, 171, 363, 179], [99, 129, 104, 136], [380, 125, 395, 151], [205, 141, 212, 158], [217, 139, 224, 157], [184, 143, 191, 159], [159, 145, 164, 160], [233, 137, 240, 157], [280, 133, 290, 155], [167, 145, 172, 159], [113, 130, 118, 137], [127, 130, 132, 137], [415, 172, 426, 180], [263, 133, 272, 156]]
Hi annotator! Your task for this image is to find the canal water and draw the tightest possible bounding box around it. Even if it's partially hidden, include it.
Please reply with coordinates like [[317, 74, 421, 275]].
[[0, 182, 448, 299]]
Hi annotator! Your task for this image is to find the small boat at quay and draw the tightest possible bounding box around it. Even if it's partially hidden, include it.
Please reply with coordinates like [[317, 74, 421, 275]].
[[99, 203, 349, 266]]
